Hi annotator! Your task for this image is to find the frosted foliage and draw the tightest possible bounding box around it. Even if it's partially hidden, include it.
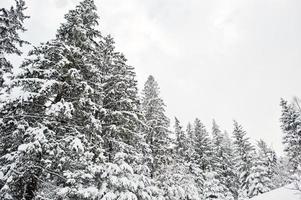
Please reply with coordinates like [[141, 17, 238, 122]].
[[247, 160, 272, 197], [203, 172, 234, 200], [0, 0, 28, 89], [70, 137, 84, 153], [99, 153, 162, 200], [46, 99, 74, 119], [157, 161, 201, 200], [293, 165, 301, 191], [17, 125, 48, 154]]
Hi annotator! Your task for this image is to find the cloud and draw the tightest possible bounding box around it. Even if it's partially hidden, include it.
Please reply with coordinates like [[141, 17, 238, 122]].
[[55, 0, 69, 8], [98, 0, 179, 58], [210, 9, 240, 52]]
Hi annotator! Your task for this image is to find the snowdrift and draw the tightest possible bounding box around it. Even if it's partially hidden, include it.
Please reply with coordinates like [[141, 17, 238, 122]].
[[251, 184, 301, 200]]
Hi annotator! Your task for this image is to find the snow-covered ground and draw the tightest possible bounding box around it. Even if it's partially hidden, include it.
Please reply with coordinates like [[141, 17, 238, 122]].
[[251, 184, 301, 200]]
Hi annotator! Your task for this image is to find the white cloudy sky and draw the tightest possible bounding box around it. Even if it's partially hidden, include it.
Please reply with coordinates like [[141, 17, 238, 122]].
[[2, 0, 301, 153]]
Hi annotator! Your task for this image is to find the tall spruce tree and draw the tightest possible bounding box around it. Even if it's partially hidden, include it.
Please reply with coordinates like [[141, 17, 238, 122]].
[[232, 121, 255, 199], [0, 0, 105, 199], [280, 98, 301, 171], [174, 117, 188, 157], [257, 139, 277, 186], [141, 75, 170, 178], [222, 131, 239, 199], [194, 118, 212, 171], [211, 120, 236, 200], [159, 118, 200, 200], [181, 121, 204, 198], [186, 122, 193, 140], [185, 122, 198, 164], [99, 36, 162, 199], [280, 98, 301, 192], [185, 118, 213, 197], [211, 120, 224, 171], [247, 141, 274, 198]]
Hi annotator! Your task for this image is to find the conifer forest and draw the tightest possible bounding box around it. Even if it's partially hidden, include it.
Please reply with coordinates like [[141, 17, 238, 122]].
[[0, 0, 301, 199]]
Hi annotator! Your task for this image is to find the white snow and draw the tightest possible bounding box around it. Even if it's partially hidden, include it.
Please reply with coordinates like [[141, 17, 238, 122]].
[[0, 171, 3, 180], [46, 99, 74, 119], [250, 184, 301, 200], [5, 86, 36, 102], [78, 186, 99, 198]]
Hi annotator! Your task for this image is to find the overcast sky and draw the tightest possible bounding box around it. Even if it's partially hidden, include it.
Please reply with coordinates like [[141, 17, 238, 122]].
[[2, 0, 301, 154]]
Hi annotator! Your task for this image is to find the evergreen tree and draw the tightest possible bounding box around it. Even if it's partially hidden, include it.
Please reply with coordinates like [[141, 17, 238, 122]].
[[280, 98, 301, 192], [99, 36, 162, 199], [159, 162, 199, 200], [183, 118, 213, 198], [185, 122, 194, 159], [194, 118, 212, 171], [232, 121, 255, 199], [0, 0, 28, 89], [174, 117, 188, 157], [158, 118, 200, 200], [211, 121, 237, 200], [272, 156, 293, 188], [211, 119, 224, 171], [181, 121, 204, 198], [186, 122, 193, 140], [203, 171, 234, 200], [0, 0, 105, 199], [247, 141, 275, 198], [257, 139, 277, 186], [280, 98, 301, 171], [141, 75, 170, 178], [222, 131, 240, 199], [185, 121, 199, 167]]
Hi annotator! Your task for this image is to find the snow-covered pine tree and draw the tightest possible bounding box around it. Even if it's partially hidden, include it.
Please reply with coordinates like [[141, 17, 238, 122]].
[[246, 159, 270, 198], [141, 75, 170, 178], [246, 141, 274, 198], [280, 98, 301, 171], [222, 131, 240, 199], [211, 119, 224, 171], [185, 122, 197, 163], [211, 120, 236, 200], [272, 156, 294, 188], [177, 121, 204, 198], [180, 118, 213, 198], [160, 162, 200, 200], [158, 118, 200, 200], [98, 34, 162, 199], [0, 0, 28, 89], [203, 171, 234, 200], [257, 139, 277, 187], [174, 117, 188, 157], [0, 0, 104, 199], [186, 122, 193, 140], [280, 98, 301, 193], [194, 118, 212, 171], [232, 120, 255, 199]]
